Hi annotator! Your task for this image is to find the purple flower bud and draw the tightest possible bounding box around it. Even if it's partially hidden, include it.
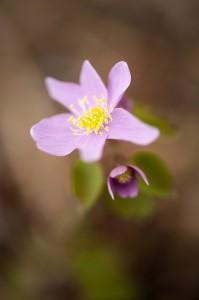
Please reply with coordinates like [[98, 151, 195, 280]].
[[107, 165, 149, 200], [117, 96, 133, 112]]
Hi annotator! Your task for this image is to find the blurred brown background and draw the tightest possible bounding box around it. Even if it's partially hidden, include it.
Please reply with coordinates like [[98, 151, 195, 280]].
[[0, 0, 199, 299]]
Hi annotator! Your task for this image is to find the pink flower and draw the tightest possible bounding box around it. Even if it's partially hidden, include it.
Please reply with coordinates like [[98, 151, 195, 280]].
[[107, 165, 148, 199], [31, 61, 159, 162]]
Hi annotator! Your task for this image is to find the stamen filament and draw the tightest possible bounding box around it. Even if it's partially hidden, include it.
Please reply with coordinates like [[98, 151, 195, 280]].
[[69, 94, 112, 136]]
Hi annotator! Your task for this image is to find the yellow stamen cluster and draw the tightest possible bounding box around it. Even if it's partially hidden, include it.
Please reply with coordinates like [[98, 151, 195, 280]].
[[68, 94, 112, 136], [116, 169, 132, 184]]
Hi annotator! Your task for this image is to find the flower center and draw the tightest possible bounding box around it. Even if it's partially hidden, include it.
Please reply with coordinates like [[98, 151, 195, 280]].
[[116, 169, 132, 184], [68, 94, 112, 136]]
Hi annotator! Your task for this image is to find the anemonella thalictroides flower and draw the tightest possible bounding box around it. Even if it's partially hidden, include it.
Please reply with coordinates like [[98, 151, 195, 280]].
[[30, 60, 160, 162], [107, 165, 149, 199]]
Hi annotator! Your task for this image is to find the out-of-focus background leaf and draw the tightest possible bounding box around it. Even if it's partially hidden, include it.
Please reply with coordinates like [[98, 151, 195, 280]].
[[132, 152, 173, 198], [71, 246, 135, 300], [133, 104, 178, 136], [72, 159, 103, 208], [105, 192, 156, 221]]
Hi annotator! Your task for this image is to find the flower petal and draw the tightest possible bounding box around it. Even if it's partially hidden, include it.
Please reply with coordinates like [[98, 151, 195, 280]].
[[80, 60, 107, 105], [108, 108, 160, 145], [78, 132, 107, 162], [107, 178, 115, 200], [108, 61, 131, 108], [30, 113, 82, 156], [108, 165, 128, 200], [45, 77, 83, 113], [127, 179, 139, 198], [116, 179, 138, 198], [128, 165, 149, 186], [110, 165, 128, 178]]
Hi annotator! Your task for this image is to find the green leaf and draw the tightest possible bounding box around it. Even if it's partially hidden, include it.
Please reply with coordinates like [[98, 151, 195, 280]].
[[106, 192, 156, 221], [133, 104, 178, 136], [71, 247, 135, 300], [132, 152, 173, 197], [72, 159, 103, 208]]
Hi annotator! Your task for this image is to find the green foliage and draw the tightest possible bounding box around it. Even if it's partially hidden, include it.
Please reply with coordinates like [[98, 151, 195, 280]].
[[71, 247, 135, 300], [72, 159, 104, 208], [132, 152, 173, 198], [106, 192, 155, 221], [133, 104, 177, 136]]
